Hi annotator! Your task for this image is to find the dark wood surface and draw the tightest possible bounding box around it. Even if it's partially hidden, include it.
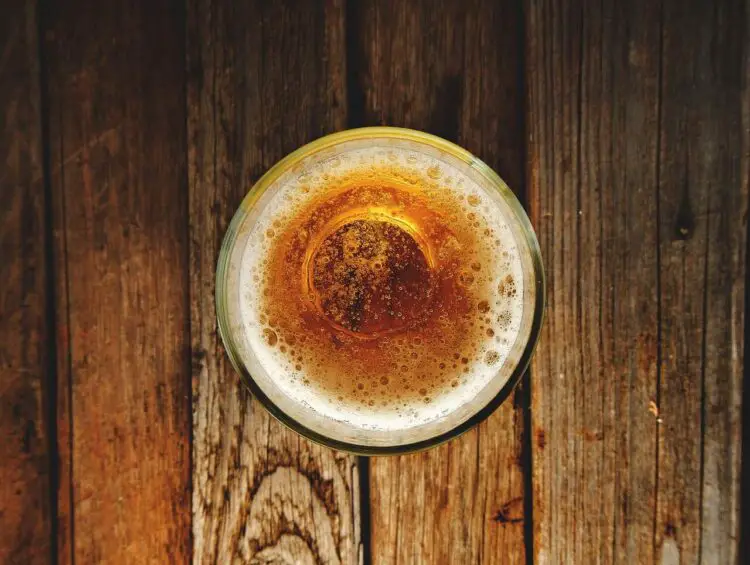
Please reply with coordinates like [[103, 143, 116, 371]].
[[528, 1, 747, 563], [0, 0, 746, 564], [1, 1, 51, 563]]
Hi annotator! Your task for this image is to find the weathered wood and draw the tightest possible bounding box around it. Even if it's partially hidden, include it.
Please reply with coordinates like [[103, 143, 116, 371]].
[[186, 1, 361, 563], [0, 1, 52, 563], [527, 1, 747, 564], [43, 1, 192, 562], [348, 1, 529, 563], [656, 1, 746, 564]]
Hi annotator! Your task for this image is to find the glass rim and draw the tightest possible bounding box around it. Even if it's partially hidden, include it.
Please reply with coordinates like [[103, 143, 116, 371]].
[[216, 126, 546, 456]]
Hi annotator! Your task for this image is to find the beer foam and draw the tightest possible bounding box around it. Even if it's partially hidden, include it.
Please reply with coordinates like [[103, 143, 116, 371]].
[[230, 139, 532, 437]]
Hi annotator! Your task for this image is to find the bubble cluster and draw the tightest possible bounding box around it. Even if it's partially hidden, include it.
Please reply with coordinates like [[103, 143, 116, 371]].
[[308, 217, 434, 335], [236, 143, 527, 431]]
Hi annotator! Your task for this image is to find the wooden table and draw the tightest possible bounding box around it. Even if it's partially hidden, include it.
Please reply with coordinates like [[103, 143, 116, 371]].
[[2, 0, 747, 563]]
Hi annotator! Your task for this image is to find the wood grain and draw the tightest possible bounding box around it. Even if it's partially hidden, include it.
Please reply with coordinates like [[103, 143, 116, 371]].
[[0, 1, 52, 563], [43, 1, 192, 562], [186, 1, 361, 563], [527, 0, 747, 563], [656, 1, 746, 563], [1, 1, 744, 563], [348, 1, 529, 563]]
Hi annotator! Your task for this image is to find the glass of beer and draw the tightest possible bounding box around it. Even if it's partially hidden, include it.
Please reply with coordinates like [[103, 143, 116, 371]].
[[216, 127, 544, 454]]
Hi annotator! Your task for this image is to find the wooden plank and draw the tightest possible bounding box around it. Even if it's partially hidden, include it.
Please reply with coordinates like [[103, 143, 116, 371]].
[[528, 0, 659, 563], [0, 1, 52, 563], [186, 1, 362, 563], [43, 1, 192, 562], [656, 1, 746, 564], [349, 1, 529, 563], [527, 0, 747, 563]]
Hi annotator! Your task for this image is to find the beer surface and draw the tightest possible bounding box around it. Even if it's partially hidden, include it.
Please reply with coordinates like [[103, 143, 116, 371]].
[[237, 145, 526, 431]]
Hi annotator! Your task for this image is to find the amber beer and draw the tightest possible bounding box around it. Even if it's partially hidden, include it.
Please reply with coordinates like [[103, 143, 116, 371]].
[[217, 128, 543, 452]]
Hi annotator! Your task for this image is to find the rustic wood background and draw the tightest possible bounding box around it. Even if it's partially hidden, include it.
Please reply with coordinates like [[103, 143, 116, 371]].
[[1, 0, 747, 564]]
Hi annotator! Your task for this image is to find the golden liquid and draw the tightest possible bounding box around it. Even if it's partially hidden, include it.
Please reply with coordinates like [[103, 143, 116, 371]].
[[258, 165, 513, 411]]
